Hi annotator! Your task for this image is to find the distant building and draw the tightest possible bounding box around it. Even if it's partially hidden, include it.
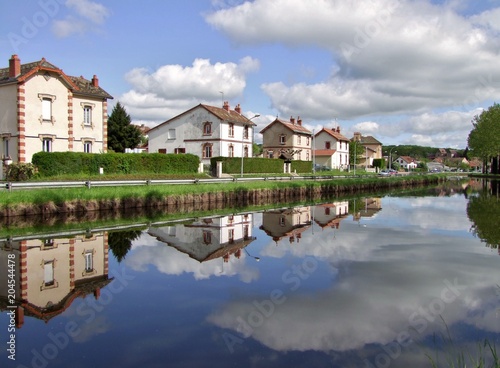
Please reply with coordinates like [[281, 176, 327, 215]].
[[394, 155, 418, 170], [260, 116, 312, 161], [351, 132, 382, 167]]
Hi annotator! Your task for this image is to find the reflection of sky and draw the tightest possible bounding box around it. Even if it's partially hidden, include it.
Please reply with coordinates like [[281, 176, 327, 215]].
[[3, 194, 499, 368]]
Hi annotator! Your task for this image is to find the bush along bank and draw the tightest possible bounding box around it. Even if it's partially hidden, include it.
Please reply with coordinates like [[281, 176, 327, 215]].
[[0, 175, 445, 218]]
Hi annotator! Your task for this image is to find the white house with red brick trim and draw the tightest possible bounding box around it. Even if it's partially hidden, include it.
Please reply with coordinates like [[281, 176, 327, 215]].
[[148, 101, 256, 164], [0, 54, 113, 178]]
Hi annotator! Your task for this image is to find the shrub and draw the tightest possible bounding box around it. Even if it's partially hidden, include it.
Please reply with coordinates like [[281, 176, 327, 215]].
[[32, 152, 200, 177], [5, 162, 36, 181], [211, 157, 312, 174]]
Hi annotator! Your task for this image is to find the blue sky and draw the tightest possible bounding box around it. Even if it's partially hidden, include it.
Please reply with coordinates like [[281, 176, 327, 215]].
[[1, 0, 500, 148]]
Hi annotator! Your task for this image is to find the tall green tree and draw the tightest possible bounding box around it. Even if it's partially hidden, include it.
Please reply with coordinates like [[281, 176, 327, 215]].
[[349, 140, 362, 167], [107, 102, 142, 153], [467, 103, 500, 174]]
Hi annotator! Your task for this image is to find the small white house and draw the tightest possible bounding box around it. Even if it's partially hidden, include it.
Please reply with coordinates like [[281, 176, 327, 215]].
[[394, 155, 418, 170], [314, 127, 350, 169], [148, 102, 256, 164]]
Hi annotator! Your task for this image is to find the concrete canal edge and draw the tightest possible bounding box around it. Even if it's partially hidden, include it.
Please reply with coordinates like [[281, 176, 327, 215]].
[[0, 176, 445, 218]]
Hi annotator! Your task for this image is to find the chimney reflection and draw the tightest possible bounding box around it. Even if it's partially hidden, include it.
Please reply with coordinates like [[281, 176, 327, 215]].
[[0, 232, 111, 328]]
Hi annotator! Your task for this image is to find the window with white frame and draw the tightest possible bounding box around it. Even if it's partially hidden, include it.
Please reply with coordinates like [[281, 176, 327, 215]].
[[42, 138, 52, 152], [168, 129, 176, 140], [228, 123, 234, 137], [42, 98, 52, 121], [244, 145, 249, 157], [2, 137, 9, 159], [280, 135, 286, 145], [298, 135, 301, 145], [84, 250, 93, 273], [228, 144, 234, 157], [83, 105, 92, 125], [44, 260, 55, 287], [84, 141, 92, 153], [243, 126, 249, 139]]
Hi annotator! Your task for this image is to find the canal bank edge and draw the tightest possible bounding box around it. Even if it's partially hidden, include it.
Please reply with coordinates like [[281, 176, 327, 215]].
[[0, 176, 445, 218]]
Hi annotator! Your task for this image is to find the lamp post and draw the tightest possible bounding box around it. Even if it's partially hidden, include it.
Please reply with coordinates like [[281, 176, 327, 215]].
[[353, 140, 357, 175], [389, 147, 397, 170], [241, 114, 260, 178], [312, 129, 316, 174], [244, 248, 260, 261]]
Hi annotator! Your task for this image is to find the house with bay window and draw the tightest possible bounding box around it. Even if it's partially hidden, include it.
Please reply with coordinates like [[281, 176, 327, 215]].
[[0, 54, 113, 178], [148, 101, 256, 164]]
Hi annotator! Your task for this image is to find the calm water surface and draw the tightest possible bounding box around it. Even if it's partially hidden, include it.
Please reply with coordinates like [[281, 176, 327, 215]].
[[1, 184, 499, 368]]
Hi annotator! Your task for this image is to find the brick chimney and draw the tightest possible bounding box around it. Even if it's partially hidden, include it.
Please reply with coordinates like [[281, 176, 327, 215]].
[[223, 101, 230, 111], [290, 116, 295, 124], [9, 54, 21, 78], [91, 74, 99, 87], [297, 116, 302, 126], [336, 126, 340, 133], [354, 132, 361, 141], [235, 103, 241, 114]]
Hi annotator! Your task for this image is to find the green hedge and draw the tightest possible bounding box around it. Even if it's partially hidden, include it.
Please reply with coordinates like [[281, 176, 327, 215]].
[[210, 157, 312, 174], [32, 152, 200, 177]]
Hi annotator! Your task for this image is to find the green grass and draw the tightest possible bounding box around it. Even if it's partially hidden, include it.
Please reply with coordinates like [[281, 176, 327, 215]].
[[0, 174, 445, 211], [426, 317, 500, 368]]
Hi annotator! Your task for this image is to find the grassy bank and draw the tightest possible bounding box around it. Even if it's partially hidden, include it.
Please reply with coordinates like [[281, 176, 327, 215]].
[[0, 174, 444, 217]]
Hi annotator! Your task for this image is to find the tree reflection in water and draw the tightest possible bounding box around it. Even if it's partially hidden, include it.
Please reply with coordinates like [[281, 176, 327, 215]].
[[108, 230, 142, 262], [466, 180, 500, 252]]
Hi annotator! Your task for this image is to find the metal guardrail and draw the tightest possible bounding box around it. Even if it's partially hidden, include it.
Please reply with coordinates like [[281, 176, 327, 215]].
[[0, 175, 366, 191], [1, 172, 460, 191]]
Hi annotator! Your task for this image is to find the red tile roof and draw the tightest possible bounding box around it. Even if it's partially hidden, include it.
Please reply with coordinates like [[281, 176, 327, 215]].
[[260, 118, 312, 135], [314, 149, 336, 156], [317, 127, 349, 141], [0, 56, 112, 99], [150, 103, 256, 132]]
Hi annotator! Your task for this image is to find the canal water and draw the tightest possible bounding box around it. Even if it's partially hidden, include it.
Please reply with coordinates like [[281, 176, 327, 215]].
[[1, 180, 499, 368]]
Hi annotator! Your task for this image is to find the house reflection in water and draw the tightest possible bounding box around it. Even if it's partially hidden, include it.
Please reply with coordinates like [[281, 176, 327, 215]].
[[0, 232, 111, 328], [260, 206, 312, 245], [313, 201, 349, 230], [148, 214, 256, 263], [353, 198, 382, 223]]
